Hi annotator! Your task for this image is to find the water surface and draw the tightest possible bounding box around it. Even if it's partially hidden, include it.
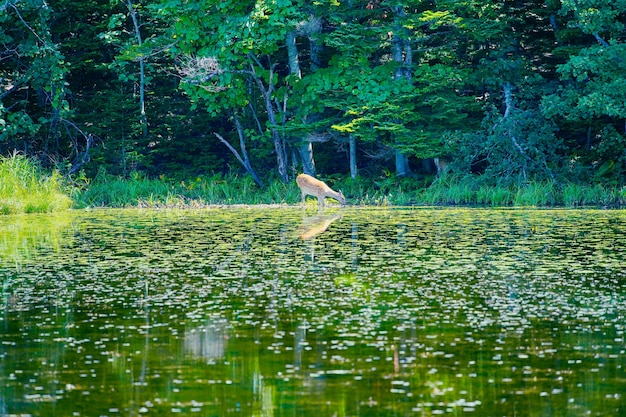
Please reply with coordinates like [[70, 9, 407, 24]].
[[1, 208, 625, 416]]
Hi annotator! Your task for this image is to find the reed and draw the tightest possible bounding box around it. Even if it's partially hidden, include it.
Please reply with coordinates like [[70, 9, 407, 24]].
[[513, 181, 557, 207], [0, 154, 73, 214], [561, 183, 621, 207], [476, 185, 514, 207], [417, 175, 477, 206]]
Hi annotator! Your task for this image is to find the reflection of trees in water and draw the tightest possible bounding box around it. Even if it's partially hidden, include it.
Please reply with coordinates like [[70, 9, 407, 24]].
[[3, 210, 625, 416], [184, 318, 229, 362], [0, 386, 6, 416]]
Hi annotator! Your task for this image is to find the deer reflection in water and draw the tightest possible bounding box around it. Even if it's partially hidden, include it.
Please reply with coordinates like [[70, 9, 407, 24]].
[[298, 213, 343, 240]]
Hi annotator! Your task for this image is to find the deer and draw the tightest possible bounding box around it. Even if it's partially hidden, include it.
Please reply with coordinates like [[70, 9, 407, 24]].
[[296, 174, 346, 209]]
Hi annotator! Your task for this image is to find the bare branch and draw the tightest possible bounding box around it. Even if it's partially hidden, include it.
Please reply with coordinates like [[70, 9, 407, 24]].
[[304, 132, 333, 143], [62, 119, 97, 175], [296, 15, 322, 37], [177, 55, 226, 91], [214, 129, 264, 187], [362, 144, 394, 160], [214, 132, 246, 166]]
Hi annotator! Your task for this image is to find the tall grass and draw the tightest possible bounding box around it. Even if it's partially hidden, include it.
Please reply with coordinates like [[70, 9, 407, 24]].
[[418, 175, 477, 205], [74, 171, 302, 208], [73, 170, 626, 209], [561, 183, 624, 207], [0, 154, 73, 214], [513, 181, 557, 206], [417, 175, 624, 207], [76, 170, 179, 207], [475, 185, 514, 207]]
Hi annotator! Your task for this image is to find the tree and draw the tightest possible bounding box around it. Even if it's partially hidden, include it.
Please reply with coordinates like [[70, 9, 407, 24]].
[[295, 1, 475, 177], [155, 0, 303, 183], [99, 0, 176, 173], [440, 0, 565, 183], [542, 0, 626, 183], [213, 113, 264, 187], [4, 0, 617, 189], [0, 0, 69, 157]]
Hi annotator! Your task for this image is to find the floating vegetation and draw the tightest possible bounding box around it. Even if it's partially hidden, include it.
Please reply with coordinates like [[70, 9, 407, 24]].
[[1, 207, 625, 416]]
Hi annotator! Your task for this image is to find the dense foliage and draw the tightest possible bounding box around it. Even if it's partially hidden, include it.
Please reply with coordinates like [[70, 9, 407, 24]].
[[1, 0, 625, 188]]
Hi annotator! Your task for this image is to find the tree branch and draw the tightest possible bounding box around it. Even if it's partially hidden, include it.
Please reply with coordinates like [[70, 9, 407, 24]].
[[62, 119, 97, 175], [214, 131, 264, 187], [214, 132, 246, 167], [592, 32, 610, 47], [8, 3, 45, 45]]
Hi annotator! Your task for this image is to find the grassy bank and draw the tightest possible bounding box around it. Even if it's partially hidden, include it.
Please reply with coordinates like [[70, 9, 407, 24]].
[[2, 153, 623, 213], [417, 175, 626, 208], [0, 154, 73, 214], [74, 171, 626, 209]]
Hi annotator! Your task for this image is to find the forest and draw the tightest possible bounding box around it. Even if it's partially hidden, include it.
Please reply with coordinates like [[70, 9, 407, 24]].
[[1, 0, 626, 206]]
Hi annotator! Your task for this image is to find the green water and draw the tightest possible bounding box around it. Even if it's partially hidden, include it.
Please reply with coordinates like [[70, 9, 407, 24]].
[[1, 208, 625, 416]]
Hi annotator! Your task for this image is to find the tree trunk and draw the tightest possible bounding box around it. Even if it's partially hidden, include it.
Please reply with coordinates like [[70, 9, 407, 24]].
[[502, 82, 527, 158], [392, 4, 413, 177], [249, 56, 289, 182], [304, 16, 323, 176], [127, 0, 148, 139], [307, 16, 323, 72], [433, 157, 448, 177], [299, 143, 316, 175], [286, 29, 316, 176], [233, 113, 264, 187], [349, 134, 357, 179], [269, 124, 288, 182], [286, 31, 301, 78], [395, 151, 411, 177], [214, 131, 264, 188]]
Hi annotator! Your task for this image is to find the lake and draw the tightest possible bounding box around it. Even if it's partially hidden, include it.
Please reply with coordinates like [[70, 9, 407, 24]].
[[1, 207, 625, 416]]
